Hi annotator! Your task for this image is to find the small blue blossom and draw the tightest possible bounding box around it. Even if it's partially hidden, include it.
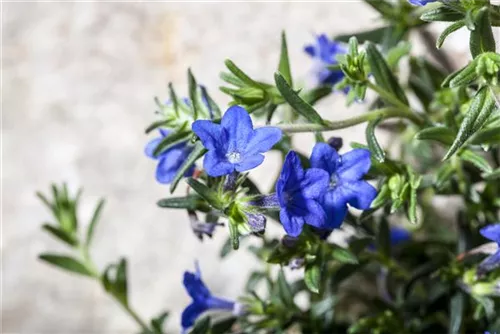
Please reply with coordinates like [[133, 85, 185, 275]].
[[145, 129, 195, 184], [408, 0, 437, 5], [192, 106, 282, 177], [276, 151, 330, 237], [310, 143, 377, 229], [181, 263, 238, 333], [479, 223, 500, 273], [304, 34, 346, 86]]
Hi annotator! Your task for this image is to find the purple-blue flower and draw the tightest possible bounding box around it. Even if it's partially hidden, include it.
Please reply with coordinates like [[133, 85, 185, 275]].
[[145, 129, 195, 184], [479, 223, 500, 273], [304, 34, 346, 86], [181, 263, 237, 333], [276, 151, 330, 237], [368, 226, 411, 250], [310, 143, 377, 229], [408, 0, 436, 5], [192, 106, 282, 177]]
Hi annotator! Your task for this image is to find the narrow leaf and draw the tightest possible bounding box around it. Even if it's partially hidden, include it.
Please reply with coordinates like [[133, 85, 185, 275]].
[[278, 31, 293, 87], [170, 142, 207, 193], [366, 117, 385, 163], [188, 69, 202, 119], [420, 6, 464, 22], [85, 199, 105, 247], [42, 224, 78, 247], [366, 42, 408, 105], [157, 194, 211, 212], [437, 20, 465, 48], [277, 269, 295, 307], [471, 126, 500, 145], [449, 292, 464, 334], [274, 72, 326, 125], [224, 59, 262, 88], [200, 86, 221, 119], [304, 264, 321, 294], [186, 178, 222, 210], [152, 129, 191, 157], [331, 247, 358, 264], [469, 7, 496, 58], [444, 87, 495, 159], [461, 150, 493, 173], [415, 126, 455, 145], [39, 254, 93, 277]]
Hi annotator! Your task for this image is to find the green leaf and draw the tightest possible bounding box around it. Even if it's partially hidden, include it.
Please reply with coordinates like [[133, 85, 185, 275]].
[[442, 61, 479, 88], [304, 264, 321, 294], [274, 72, 326, 125], [170, 142, 207, 193], [460, 150, 493, 173], [220, 237, 233, 258], [471, 126, 500, 145], [153, 129, 191, 157], [150, 312, 169, 334], [449, 292, 464, 334], [145, 120, 169, 134], [85, 198, 105, 248], [366, 42, 408, 105], [484, 168, 500, 180], [157, 194, 211, 212], [200, 86, 221, 119], [437, 20, 466, 48], [331, 247, 358, 264], [168, 83, 183, 117], [407, 187, 419, 224], [435, 162, 455, 189], [102, 259, 128, 306], [470, 7, 496, 58], [42, 224, 78, 247], [444, 87, 497, 160], [366, 117, 385, 163], [415, 126, 455, 145], [190, 316, 211, 334], [421, 6, 464, 22], [188, 69, 202, 119], [277, 269, 295, 307], [386, 41, 411, 69], [371, 184, 390, 209], [246, 271, 266, 292], [278, 31, 293, 88], [186, 178, 222, 210], [39, 254, 93, 277], [224, 59, 262, 88]]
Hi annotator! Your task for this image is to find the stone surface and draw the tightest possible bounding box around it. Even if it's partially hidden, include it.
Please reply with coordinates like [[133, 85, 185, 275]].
[[2, 2, 475, 333]]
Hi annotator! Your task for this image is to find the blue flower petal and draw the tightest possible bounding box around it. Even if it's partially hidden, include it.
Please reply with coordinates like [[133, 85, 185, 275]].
[[304, 45, 316, 57], [192, 120, 225, 151], [206, 296, 235, 310], [155, 147, 192, 184], [203, 150, 235, 177], [245, 127, 282, 156], [480, 224, 500, 244], [221, 106, 254, 153], [389, 226, 411, 245], [310, 143, 340, 176], [280, 209, 304, 237], [478, 250, 500, 274], [183, 271, 211, 302], [283, 151, 305, 185], [341, 180, 377, 210], [322, 189, 348, 229], [235, 154, 265, 172], [145, 138, 163, 159], [181, 302, 207, 331], [304, 199, 327, 228], [301, 168, 330, 199], [337, 148, 372, 181]]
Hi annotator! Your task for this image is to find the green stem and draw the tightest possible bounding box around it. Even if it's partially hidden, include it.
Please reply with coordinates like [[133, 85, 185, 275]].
[[365, 82, 424, 126], [79, 246, 152, 333], [275, 107, 418, 133]]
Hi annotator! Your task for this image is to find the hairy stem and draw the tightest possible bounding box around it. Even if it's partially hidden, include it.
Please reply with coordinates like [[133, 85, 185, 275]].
[[274, 107, 420, 133]]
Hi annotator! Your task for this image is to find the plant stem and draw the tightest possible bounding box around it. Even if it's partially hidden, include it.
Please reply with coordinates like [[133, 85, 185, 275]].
[[365, 82, 424, 126], [275, 107, 419, 133], [80, 246, 152, 333]]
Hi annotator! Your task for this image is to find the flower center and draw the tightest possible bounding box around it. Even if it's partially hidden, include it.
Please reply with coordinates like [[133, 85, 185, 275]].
[[226, 151, 242, 163], [330, 174, 338, 187]]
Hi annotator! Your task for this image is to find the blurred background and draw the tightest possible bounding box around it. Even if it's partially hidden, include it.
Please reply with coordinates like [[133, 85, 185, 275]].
[[3, 2, 473, 333]]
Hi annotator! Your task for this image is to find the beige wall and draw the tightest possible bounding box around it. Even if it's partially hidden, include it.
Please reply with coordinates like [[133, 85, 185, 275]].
[[3, 2, 472, 333]]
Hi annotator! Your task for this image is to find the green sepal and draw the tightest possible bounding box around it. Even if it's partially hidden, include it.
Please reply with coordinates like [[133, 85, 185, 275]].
[[170, 142, 207, 193], [157, 194, 211, 212]]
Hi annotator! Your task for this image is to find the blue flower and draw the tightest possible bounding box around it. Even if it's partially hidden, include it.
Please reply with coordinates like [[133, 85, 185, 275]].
[[192, 105, 282, 177], [408, 0, 436, 5], [479, 223, 500, 273], [276, 151, 330, 237], [145, 129, 195, 184], [304, 34, 346, 86], [310, 143, 377, 229], [181, 263, 237, 332]]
